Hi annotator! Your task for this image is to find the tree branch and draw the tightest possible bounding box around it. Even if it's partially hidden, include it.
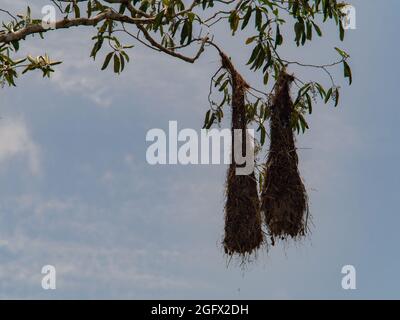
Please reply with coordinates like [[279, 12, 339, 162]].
[[0, 9, 153, 44], [136, 25, 208, 63]]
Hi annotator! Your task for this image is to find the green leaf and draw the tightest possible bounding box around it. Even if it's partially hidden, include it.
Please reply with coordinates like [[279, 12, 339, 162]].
[[306, 21, 312, 40], [335, 88, 340, 107], [315, 83, 326, 99], [247, 43, 261, 65], [214, 72, 225, 87], [325, 87, 333, 103], [294, 21, 304, 46], [229, 11, 239, 34], [255, 7, 262, 30], [219, 79, 229, 92], [306, 93, 312, 114], [74, 3, 80, 18], [263, 72, 269, 85], [203, 110, 211, 129], [87, 1, 92, 17], [312, 21, 322, 36], [245, 36, 257, 45], [339, 21, 345, 41], [298, 114, 309, 133], [121, 50, 130, 62], [343, 60, 352, 85], [241, 6, 252, 30], [260, 125, 266, 145], [113, 54, 120, 74], [275, 25, 283, 46], [334, 47, 349, 58], [101, 52, 113, 70], [11, 41, 19, 51], [119, 53, 125, 71]]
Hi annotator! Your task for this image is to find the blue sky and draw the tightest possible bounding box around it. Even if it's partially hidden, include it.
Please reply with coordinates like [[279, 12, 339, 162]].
[[0, 0, 399, 299]]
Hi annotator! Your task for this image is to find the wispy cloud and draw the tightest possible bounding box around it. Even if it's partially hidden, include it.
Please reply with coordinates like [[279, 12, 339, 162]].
[[0, 118, 41, 175]]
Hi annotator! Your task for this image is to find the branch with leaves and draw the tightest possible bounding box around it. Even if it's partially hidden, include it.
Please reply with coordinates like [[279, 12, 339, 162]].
[[0, 2, 351, 157], [0, 0, 353, 157]]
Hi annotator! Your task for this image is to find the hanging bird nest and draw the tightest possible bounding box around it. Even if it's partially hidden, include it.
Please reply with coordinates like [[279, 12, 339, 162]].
[[220, 52, 263, 257], [261, 71, 309, 243]]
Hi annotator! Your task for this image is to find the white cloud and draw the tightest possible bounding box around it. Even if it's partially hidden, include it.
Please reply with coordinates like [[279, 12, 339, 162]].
[[0, 195, 202, 298], [34, 198, 71, 216], [0, 233, 192, 294], [0, 118, 41, 175]]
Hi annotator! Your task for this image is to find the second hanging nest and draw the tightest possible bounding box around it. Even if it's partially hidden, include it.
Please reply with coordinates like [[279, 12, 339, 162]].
[[261, 71, 309, 243]]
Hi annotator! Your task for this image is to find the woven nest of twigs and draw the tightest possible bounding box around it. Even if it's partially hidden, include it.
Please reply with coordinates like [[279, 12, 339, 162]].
[[261, 71, 309, 243], [221, 53, 263, 257]]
